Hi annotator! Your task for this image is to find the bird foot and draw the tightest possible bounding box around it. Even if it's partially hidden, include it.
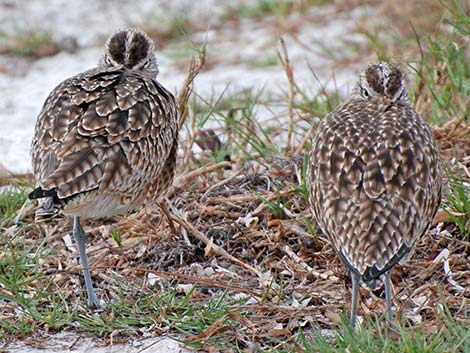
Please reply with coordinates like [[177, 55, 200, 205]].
[[87, 293, 103, 309]]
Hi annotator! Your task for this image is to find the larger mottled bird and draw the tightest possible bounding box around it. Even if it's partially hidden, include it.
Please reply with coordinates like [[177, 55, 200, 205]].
[[307, 62, 441, 327], [29, 29, 178, 308]]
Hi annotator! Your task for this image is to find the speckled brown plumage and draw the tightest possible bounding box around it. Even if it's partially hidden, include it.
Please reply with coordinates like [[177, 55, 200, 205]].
[[29, 28, 178, 307], [30, 29, 177, 219], [307, 62, 441, 327]]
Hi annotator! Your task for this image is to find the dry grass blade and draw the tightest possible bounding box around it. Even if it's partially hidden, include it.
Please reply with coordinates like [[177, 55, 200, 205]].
[[174, 161, 232, 187], [278, 37, 295, 153], [294, 120, 316, 155], [186, 315, 227, 342], [177, 45, 206, 130], [53, 265, 262, 298]]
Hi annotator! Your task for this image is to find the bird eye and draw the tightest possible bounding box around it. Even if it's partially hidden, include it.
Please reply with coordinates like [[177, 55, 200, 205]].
[[362, 88, 370, 97], [105, 55, 112, 65]]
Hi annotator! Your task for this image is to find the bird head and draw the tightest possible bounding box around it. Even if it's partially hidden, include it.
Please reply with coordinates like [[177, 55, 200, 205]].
[[99, 28, 159, 76], [352, 61, 409, 105]]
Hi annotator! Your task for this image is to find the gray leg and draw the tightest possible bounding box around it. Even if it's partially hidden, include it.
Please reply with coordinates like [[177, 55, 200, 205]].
[[73, 216, 100, 308], [384, 270, 394, 329], [350, 272, 360, 329]]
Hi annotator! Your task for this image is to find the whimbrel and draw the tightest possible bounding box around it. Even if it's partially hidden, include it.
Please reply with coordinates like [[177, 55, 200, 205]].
[[29, 28, 179, 308], [307, 62, 441, 327]]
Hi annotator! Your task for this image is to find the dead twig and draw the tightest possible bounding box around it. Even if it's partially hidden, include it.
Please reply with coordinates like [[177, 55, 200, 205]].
[[167, 161, 232, 198], [200, 169, 242, 201], [282, 245, 340, 282], [171, 210, 262, 278], [55, 265, 262, 298], [278, 37, 295, 153]]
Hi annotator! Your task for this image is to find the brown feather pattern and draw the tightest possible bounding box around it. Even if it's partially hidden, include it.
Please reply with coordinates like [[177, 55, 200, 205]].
[[31, 29, 178, 220], [307, 63, 441, 289]]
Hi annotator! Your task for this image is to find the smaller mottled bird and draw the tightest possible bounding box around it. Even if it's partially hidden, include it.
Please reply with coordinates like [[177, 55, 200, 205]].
[[307, 62, 441, 328], [29, 29, 178, 308]]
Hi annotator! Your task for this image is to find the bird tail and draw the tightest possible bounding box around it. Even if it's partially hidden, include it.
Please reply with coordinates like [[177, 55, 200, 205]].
[[28, 187, 61, 222], [34, 197, 61, 221], [364, 277, 382, 291]]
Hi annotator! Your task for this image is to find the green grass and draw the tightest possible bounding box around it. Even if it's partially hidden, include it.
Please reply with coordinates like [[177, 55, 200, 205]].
[[0, 227, 65, 334], [0, 188, 28, 224], [413, 30, 470, 124], [411, 1, 470, 235], [253, 53, 279, 68], [255, 188, 286, 219], [111, 229, 122, 246], [166, 42, 198, 60], [301, 314, 470, 353], [225, 0, 330, 20], [138, 14, 192, 44], [0, 30, 60, 57], [227, 0, 292, 19], [442, 160, 470, 240]]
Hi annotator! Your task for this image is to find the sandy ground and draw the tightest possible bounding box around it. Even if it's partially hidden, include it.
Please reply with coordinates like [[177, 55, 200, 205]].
[[0, 0, 373, 351], [5, 333, 191, 353], [2, 332, 194, 353]]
